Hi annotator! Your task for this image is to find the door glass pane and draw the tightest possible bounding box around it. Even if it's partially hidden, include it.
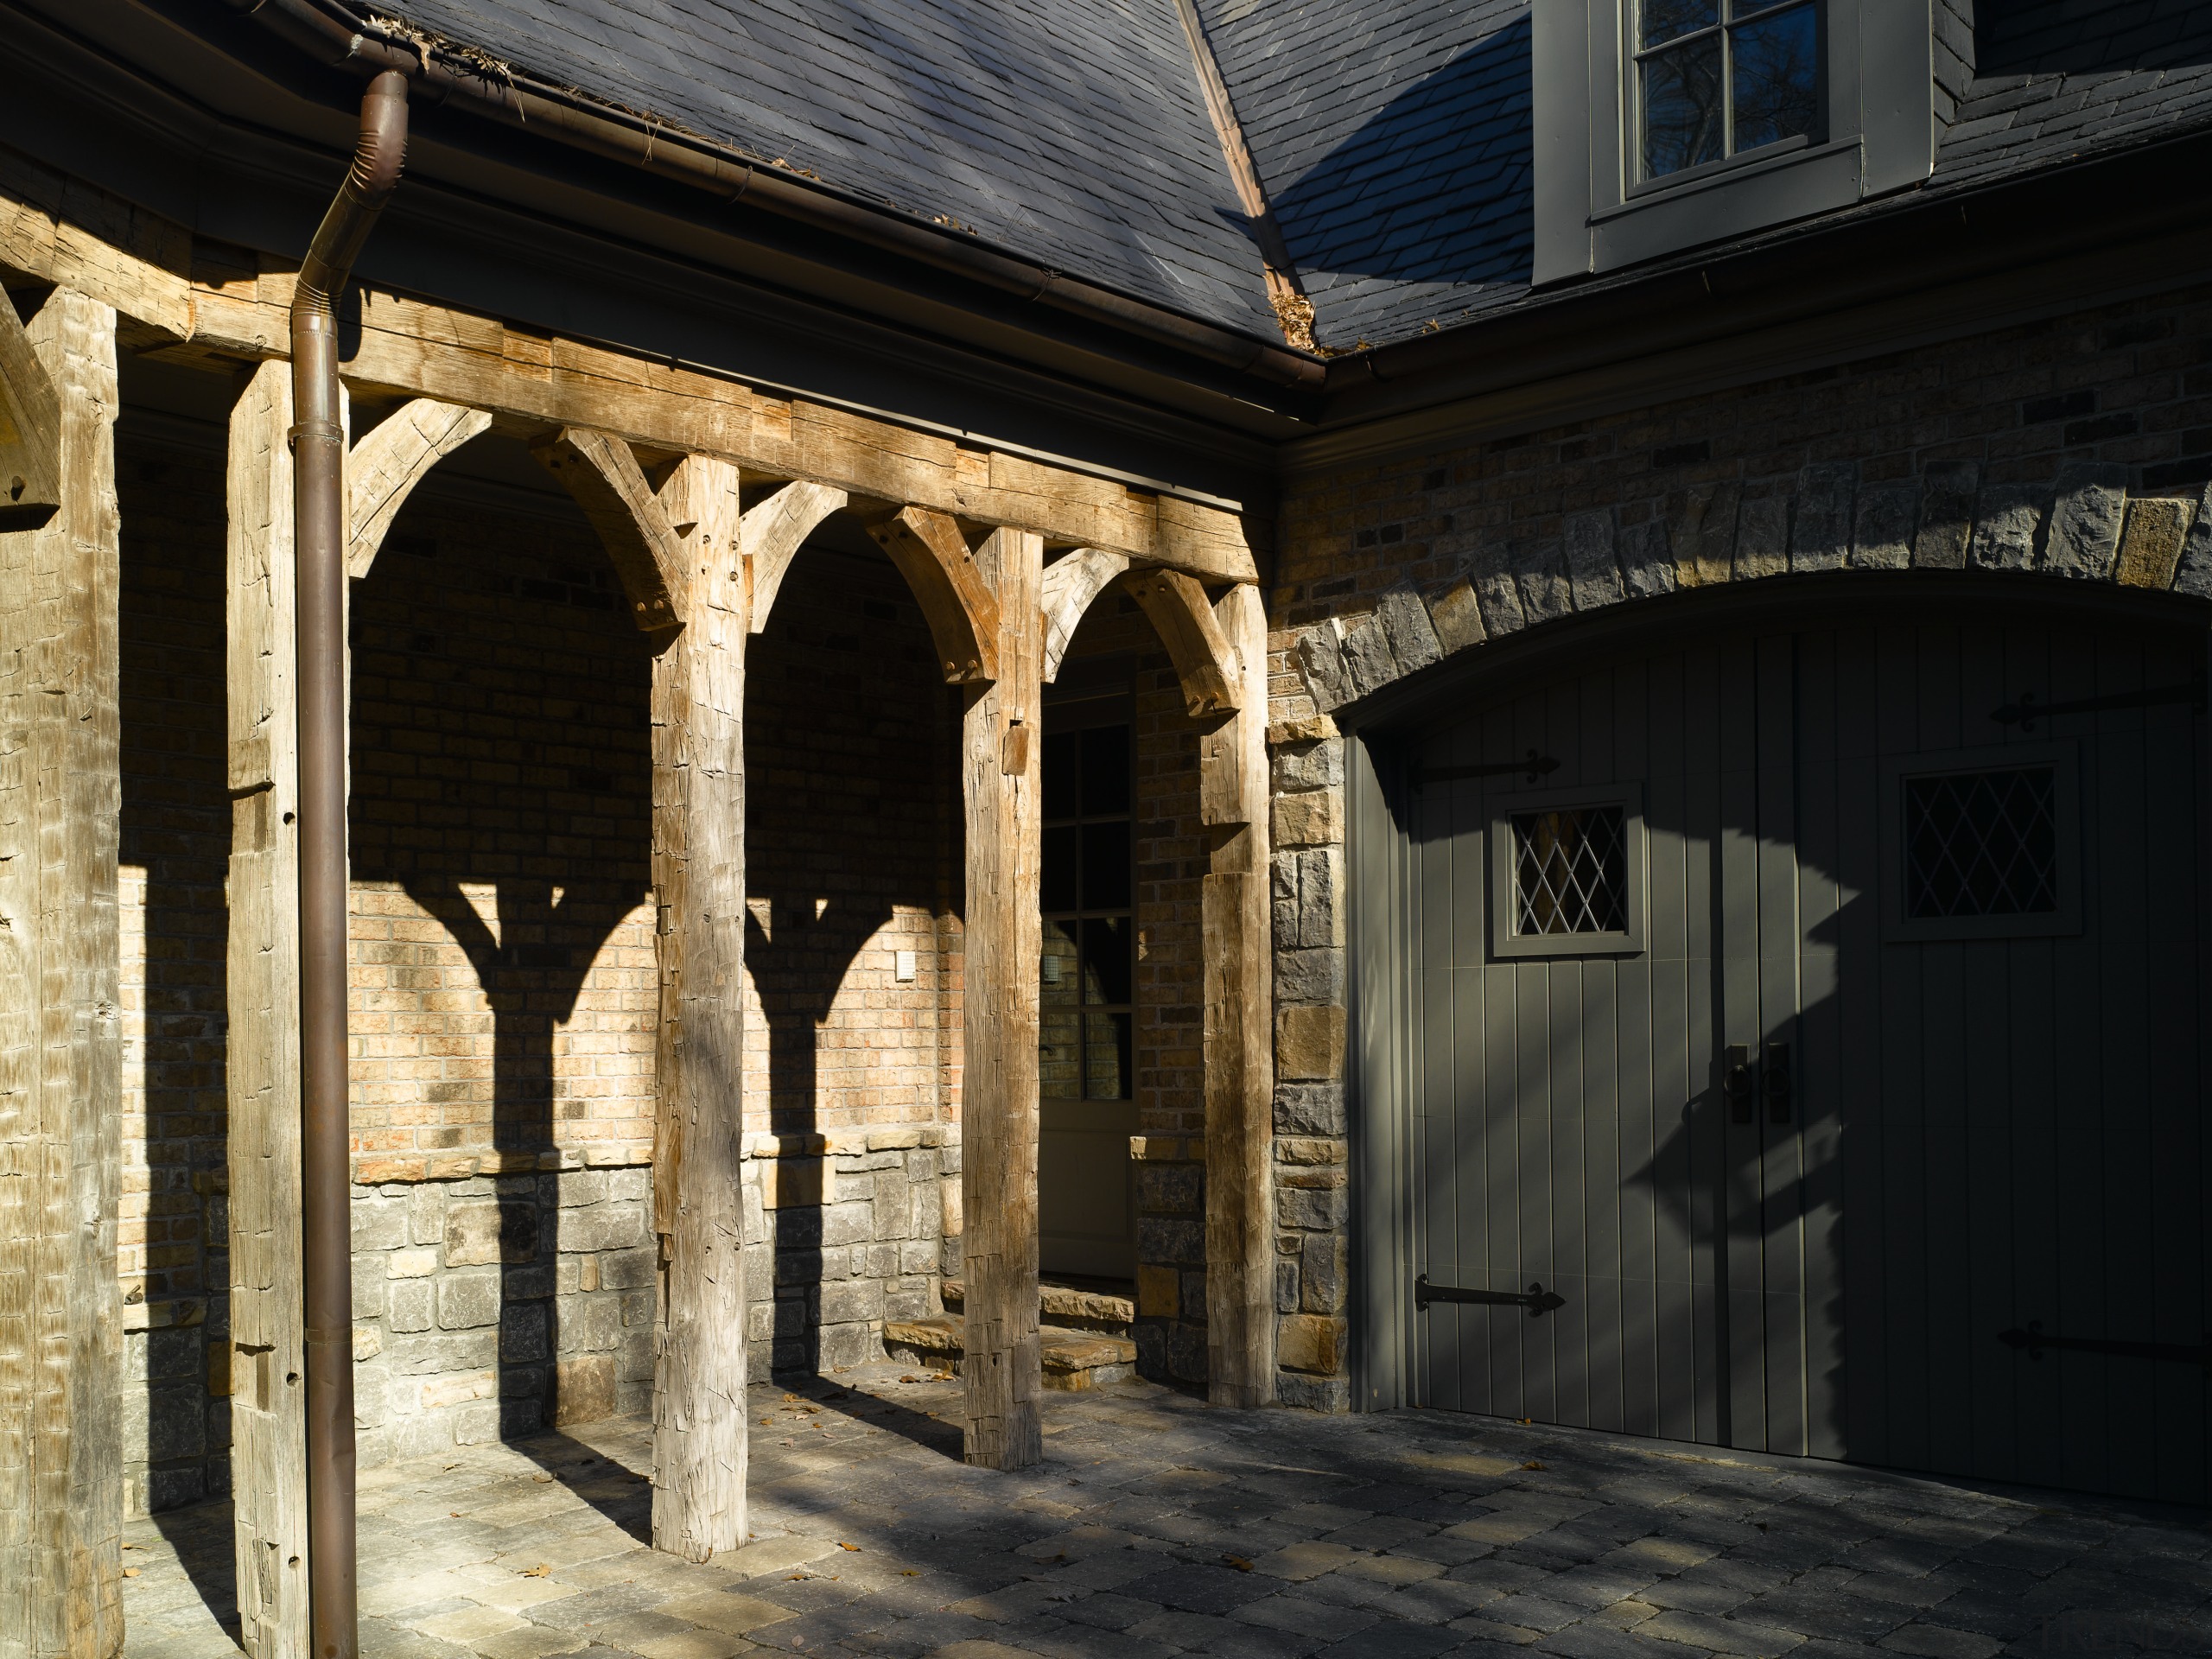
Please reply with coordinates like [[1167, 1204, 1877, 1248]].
[[1081, 916, 1132, 1006], [1084, 1011, 1133, 1101], [1903, 767, 2059, 918], [1731, 1, 1819, 153], [1042, 731, 1080, 820], [1042, 920, 1080, 1006], [1042, 825, 1078, 912], [1079, 725, 1131, 815], [1080, 820, 1131, 909], [1641, 0, 1718, 48], [1512, 806, 1629, 935], [1642, 37, 1725, 178], [1040, 1007, 1082, 1099]]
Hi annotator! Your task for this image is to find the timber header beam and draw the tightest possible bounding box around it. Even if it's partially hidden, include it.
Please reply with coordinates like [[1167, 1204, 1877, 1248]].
[[0, 167, 1261, 582]]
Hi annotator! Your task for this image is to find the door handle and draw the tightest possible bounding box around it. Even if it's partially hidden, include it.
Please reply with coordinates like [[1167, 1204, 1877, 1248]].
[[1725, 1045, 1755, 1123], [1764, 1042, 1792, 1122]]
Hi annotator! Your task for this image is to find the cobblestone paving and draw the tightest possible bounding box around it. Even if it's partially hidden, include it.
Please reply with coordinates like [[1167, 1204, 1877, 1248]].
[[123, 1362, 2212, 1659]]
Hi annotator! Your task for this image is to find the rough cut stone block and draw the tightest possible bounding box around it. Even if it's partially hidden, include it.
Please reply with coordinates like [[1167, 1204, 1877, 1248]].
[[1300, 848, 1342, 950], [2115, 496, 2190, 588], [1275, 1005, 1345, 1080], [1734, 494, 1789, 579], [1338, 614, 1396, 698], [2170, 485, 2212, 598], [499, 1304, 548, 1363], [388, 1280, 434, 1334], [1425, 579, 1487, 654], [1275, 1083, 1345, 1137], [553, 1355, 616, 1426], [1274, 1371, 1351, 1412], [1294, 626, 1355, 713], [1851, 480, 1918, 569], [1617, 518, 1676, 600], [2044, 461, 2129, 580], [1276, 1313, 1345, 1375], [1791, 462, 1857, 572], [1273, 736, 1344, 793], [557, 1200, 646, 1253], [1301, 1234, 1348, 1315], [1513, 540, 1573, 623], [1273, 791, 1340, 849], [353, 1196, 409, 1254], [437, 1269, 502, 1332], [817, 1278, 884, 1325], [1274, 947, 1344, 1005], [1970, 482, 2050, 570], [1375, 582, 1442, 675], [445, 1199, 537, 1267], [1467, 543, 1528, 634], [1669, 480, 1738, 587], [1916, 461, 1980, 568], [1563, 510, 1624, 608]]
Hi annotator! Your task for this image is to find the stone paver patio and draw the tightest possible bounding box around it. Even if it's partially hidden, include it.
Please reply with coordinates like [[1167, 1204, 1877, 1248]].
[[123, 1362, 2211, 1659]]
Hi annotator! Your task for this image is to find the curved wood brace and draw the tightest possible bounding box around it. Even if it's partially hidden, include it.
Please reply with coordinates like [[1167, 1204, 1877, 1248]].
[[532, 426, 689, 630], [1039, 546, 1132, 682], [0, 288, 60, 529], [743, 479, 847, 634], [346, 398, 492, 577], [867, 505, 1001, 683], [1128, 567, 1241, 716]]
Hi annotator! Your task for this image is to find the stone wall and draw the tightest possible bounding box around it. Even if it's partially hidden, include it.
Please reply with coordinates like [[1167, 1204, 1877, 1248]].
[[1258, 283, 2212, 1412]]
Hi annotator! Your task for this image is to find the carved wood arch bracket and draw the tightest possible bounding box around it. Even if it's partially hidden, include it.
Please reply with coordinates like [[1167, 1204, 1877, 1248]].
[[745, 479, 847, 633], [347, 397, 492, 577], [533, 426, 690, 630], [867, 505, 1001, 683], [1039, 546, 1132, 681], [0, 286, 60, 529], [1127, 567, 1242, 717]]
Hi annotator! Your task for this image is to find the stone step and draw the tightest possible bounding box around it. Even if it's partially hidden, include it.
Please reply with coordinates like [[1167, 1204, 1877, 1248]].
[[882, 1316, 1136, 1392], [938, 1278, 1135, 1336]]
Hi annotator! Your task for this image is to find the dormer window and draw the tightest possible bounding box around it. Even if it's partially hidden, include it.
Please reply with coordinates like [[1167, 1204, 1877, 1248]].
[[1637, 0, 1821, 182], [1535, 0, 1933, 283]]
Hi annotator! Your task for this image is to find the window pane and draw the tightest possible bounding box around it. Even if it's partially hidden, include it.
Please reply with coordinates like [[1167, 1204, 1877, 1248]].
[[1903, 768, 2058, 918], [1731, 2, 1819, 154], [1079, 820, 1131, 909], [1042, 731, 1079, 821], [1042, 825, 1078, 912], [1079, 725, 1131, 816], [1082, 916, 1132, 1006], [1641, 0, 1718, 49], [1040, 1007, 1081, 1098], [1512, 806, 1629, 935], [1042, 920, 1079, 1008], [1642, 38, 1724, 179], [1084, 1011, 1133, 1101]]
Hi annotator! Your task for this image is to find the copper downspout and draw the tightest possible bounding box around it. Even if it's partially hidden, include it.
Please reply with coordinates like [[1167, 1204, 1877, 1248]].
[[290, 67, 407, 1659]]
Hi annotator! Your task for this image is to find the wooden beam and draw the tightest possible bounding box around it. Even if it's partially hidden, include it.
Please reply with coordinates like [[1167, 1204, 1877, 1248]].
[[1128, 568, 1241, 717], [960, 526, 1045, 1470], [742, 479, 846, 633], [0, 284, 60, 530], [223, 357, 310, 1659], [1039, 547, 1131, 681], [1199, 584, 1274, 1408], [0, 287, 124, 1659], [346, 397, 491, 577], [531, 427, 689, 630], [636, 454, 751, 1560], [867, 506, 1001, 683]]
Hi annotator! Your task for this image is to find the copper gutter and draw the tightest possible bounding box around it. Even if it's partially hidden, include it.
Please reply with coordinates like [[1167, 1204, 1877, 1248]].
[[220, 0, 1324, 391], [291, 67, 406, 1659]]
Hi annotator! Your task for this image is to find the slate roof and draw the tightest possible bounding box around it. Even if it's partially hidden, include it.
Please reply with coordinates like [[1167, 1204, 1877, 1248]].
[[370, 0, 2212, 357]]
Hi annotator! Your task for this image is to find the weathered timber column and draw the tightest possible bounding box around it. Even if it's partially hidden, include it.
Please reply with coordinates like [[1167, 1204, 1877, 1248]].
[[650, 456, 748, 1560], [1200, 583, 1274, 1407], [0, 287, 124, 1659], [225, 359, 310, 1659], [960, 526, 1045, 1470]]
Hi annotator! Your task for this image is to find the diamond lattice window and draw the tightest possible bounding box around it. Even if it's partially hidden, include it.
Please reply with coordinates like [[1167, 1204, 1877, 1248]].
[[1902, 766, 2059, 919], [1512, 806, 1629, 936]]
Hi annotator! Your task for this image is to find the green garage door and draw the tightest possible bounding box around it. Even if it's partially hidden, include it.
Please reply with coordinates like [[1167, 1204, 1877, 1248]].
[[1389, 610, 2210, 1503]]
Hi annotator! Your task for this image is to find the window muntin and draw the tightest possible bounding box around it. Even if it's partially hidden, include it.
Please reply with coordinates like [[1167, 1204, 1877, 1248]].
[[1636, 0, 1821, 182], [1901, 766, 2059, 920], [1512, 807, 1630, 936], [1041, 721, 1134, 1102]]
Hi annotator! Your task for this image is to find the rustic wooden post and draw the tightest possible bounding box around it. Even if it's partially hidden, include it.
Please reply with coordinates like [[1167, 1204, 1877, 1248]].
[[0, 286, 124, 1659], [646, 455, 750, 1560], [959, 526, 1045, 1470], [224, 357, 312, 1659], [1199, 583, 1274, 1407]]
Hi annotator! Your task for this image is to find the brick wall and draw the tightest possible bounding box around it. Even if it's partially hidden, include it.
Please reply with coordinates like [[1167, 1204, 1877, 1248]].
[[1260, 283, 2212, 1411]]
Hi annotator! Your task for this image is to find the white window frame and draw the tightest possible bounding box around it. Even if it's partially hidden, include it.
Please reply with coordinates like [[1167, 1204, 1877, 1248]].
[[1878, 741, 2083, 944], [1535, 0, 1934, 284], [1490, 782, 1649, 959]]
